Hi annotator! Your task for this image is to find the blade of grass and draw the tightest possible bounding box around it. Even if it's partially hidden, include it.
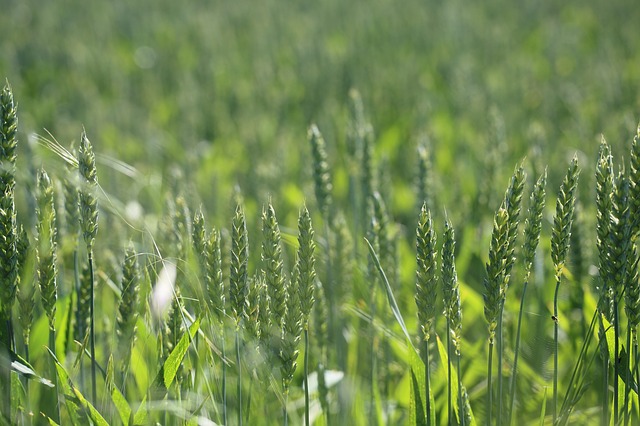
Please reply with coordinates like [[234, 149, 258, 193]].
[[153, 316, 201, 392]]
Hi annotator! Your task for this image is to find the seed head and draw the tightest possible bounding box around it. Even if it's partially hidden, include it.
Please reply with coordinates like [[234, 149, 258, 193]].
[[36, 168, 58, 330], [78, 131, 98, 251]]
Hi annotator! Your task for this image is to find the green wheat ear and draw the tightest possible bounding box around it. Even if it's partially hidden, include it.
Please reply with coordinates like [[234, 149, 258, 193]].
[[442, 217, 461, 354], [36, 168, 58, 330], [625, 243, 640, 328], [245, 274, 263, 341], [0, 189, 18, 321], [0, 81, 18, 190], [416, 139, 435, 213], [596, 140, 614, 320], [551, 156, 580, 280], [309, 124, 334, 222], [501, 161, 526, 280], [78, 130, 98, 251], [484, 207, 510, 343], [0, 81, 18, 322], [116, 243, 140, 361], [262, 202, 286, 333], [606, 168, 630, 299], [192, 208, 207, 268], [629, 124, 640, 236], [523, 170, 547, 277], [415, 202, 438, 341], [75, 262, 91, 342], [230, 203, 249, 327], [280, 277, 302, 392], [17, 227, 34, 347], [296, 205, 316, 329], [206, 227, 225, 321]]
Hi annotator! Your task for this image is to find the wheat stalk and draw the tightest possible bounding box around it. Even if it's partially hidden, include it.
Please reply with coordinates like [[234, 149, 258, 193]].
[[78, 129, 100, 404], [295, 205, 316, 426], [497, 162, 525, 425], [442, 216, 462, 425], [551, 155, 579, 423], [483, 207, 510, 424], [0, 83, 19, 416], [36, 168, 60, 422], [230, 203, 248, 426], [509, 169, 546, 424], [280, 275, 302, 426], [205, 226, 227, 425], [262, 203, 286, 340], [116, 243, 140, 390], [417, 140, 435, 214], [415, 201, 437, 425], [309, 125, 334, 223]]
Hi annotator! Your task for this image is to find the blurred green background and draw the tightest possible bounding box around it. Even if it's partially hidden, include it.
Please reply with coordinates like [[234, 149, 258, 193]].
[[3, 0, 639, 216]]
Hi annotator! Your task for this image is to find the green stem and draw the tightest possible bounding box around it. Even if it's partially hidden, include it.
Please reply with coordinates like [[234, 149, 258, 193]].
[[89, 250, 97, 404], [236, 329, 242, 426], [423, 338, 432, 426], [49, 329, 60, 423], [73, 249, 84, 391], [446, 317, 452, 425], [369, 283, 377, 425], [488, 340, 494, 426], [614, 298, 620, 426], [497, 310, 504, 426], [634, 332, 639, 426], [509, 277, 530, 425], [602, 333, 609, 426], [553, 278, 560, 424], [222, 327, 227, 426], [24, 341, 30, 423], [283, 390, 289, 426], [304, 329, 310, 426], [625, 326, 631, 426], [457, 352, 464, 426], [0, 319, 11, 422]]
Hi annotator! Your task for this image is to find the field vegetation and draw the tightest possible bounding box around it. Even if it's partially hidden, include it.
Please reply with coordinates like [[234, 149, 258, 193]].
[[2, 0, 640, 424]]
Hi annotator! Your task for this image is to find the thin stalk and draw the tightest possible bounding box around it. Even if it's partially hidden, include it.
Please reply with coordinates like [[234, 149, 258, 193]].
[[236, 329, 242, 426], [457, 352, 464, 426], [49, 329, 60, 422], [497, 310, 504, 426], [557, 308, 598, 422], [553, 278, 560, 424], [24, 342, 30, 421], [89, 250, 97, 404], [634, 332, 639, 426], [509, 278, 530, 424], [0, 320, 11, 422], [488, 340, 494, 426], [602, 331, 610, 426], [304, 329, 310, 426], [625, 326, 631, 426], [323, 222, 337, 362], [446, 317, 452, 425], [222, 329, 228, 426], [284, 391, 289, 426], [369, 284, 378, 426], [614, 299, 620, 425], [74, 249, 84, 390], [423, 338, 432, 425]]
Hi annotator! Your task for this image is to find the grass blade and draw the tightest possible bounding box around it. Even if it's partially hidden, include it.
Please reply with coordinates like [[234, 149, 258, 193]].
[[153, 316, 201, 391]]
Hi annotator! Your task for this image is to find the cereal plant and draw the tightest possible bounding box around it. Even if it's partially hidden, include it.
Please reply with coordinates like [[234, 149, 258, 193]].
[[2, 64, 640, 426]]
